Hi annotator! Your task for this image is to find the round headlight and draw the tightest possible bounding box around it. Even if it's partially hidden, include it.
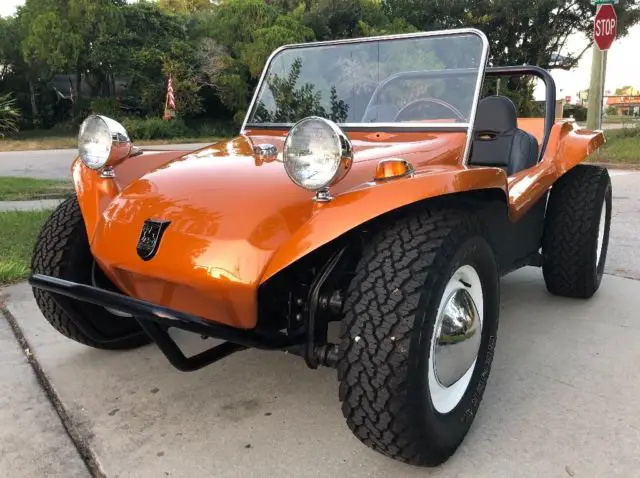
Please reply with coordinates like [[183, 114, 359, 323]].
[[283, 116, 353, 191], [78, 115, 131, 170]]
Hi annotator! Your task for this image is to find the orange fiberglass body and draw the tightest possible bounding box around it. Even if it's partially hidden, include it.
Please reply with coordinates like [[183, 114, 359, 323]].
[[71, 117, 604, 330]]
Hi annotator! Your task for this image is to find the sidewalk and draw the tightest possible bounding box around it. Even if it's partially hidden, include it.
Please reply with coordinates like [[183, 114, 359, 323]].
[[0, 199, 64, 212], [0, 308, 87, 476]]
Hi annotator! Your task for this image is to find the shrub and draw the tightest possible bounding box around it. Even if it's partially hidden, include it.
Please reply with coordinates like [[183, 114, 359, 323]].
[[90, 97, 122, 119], [563, 104, 587, 122], [70, 98, 91, 126], [605, 106, 618, 116], [121, 117, 190, 140], [192, 120, 236, 138], [619, 124, 640, 138]]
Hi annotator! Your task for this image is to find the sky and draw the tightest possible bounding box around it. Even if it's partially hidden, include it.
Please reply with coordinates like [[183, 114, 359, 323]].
[[1, 0, 638, 101]]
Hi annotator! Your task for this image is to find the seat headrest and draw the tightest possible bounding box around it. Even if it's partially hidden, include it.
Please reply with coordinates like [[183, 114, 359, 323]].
[[475, 96, 517, 133]]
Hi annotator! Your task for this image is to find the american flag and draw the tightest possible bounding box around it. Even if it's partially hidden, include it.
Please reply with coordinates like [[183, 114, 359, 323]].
[[164, 74, 176, 120]]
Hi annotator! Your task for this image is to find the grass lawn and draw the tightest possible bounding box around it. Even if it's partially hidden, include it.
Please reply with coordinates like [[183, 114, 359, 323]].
[[0, 177, 74, 200], [0, 209, 51, 285], [595, 129, 640, 165]]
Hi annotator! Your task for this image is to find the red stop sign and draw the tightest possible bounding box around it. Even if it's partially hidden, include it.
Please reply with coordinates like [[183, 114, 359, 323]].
[[594, 4, 617, 51]]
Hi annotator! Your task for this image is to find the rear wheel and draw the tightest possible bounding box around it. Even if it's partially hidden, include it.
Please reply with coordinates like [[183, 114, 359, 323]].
[[542, 164, 612, 298], [337, 208, 499, 466], [31, 196, 151, 350]]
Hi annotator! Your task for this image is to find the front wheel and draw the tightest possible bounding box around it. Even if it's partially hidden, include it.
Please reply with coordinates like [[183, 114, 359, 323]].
[[337, 209, 500, 466], [31, 196, 151, 350]]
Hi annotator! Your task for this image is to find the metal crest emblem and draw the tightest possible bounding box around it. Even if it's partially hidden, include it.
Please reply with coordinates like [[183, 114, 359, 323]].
[[136, 219, 171, 261]]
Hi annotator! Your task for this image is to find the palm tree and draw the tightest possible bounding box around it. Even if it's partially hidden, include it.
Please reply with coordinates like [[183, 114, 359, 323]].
[[0, 93, 20, 137]]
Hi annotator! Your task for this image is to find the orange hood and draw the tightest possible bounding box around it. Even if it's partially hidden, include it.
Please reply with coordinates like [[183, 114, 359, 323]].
[[84, 132, 466, 328]]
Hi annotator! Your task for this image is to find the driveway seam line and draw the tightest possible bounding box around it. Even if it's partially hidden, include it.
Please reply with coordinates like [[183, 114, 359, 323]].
[[0, 306, 106, 478], [604, 272, 640, 281]]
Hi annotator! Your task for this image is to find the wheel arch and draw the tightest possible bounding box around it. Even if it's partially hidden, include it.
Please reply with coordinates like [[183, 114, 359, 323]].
[[260, 168, 508, 284]]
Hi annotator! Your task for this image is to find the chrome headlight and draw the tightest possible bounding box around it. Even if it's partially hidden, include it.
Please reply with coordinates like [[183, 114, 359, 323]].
[[78, 115, 132, 170], [283, 116, 353, 191]]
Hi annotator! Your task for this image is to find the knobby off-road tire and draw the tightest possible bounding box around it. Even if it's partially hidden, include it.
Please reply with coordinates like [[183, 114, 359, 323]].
[[337, 208, 500, 466], [31, 195, 151, 350], [542, 164, 612, 298]]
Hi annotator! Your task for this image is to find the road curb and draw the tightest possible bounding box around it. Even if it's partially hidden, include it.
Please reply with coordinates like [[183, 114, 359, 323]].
[[589, 162, 640, 170], [0, 306, 106, 478]]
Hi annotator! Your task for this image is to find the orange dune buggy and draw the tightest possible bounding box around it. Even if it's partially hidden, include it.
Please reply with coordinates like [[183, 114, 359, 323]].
[[29, 28, 611, 466]]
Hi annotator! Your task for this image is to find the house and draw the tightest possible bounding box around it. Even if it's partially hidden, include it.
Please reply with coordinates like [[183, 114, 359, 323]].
[[606, 86, 640, 116]]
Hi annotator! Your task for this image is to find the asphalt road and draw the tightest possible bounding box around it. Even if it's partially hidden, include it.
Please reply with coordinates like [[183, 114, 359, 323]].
[[0, 123, 631, 179], [1, 165, 640, 476], [0, 143, 209, 180]]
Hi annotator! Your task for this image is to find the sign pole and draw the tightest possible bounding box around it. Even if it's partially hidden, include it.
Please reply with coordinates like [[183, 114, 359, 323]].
[[587, 1, 617, 130], [587, 5, 604, 130], [600, 49, 608, 127]]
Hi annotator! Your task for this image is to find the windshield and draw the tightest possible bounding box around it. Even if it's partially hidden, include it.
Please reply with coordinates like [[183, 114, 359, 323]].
[[244, 29, 488, 129]]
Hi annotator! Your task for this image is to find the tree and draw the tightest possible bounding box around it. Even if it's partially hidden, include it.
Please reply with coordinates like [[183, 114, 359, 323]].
[[382, 0, 640, 70], [195, 0, 318, 120], [253, 57, 349, 123], [3, 0, 639, 130], [19, 0, 122, 99], [240, 5, 315, 78], [158, 0, 213, 13], [615, 86, 639, 95], [304, 0, 365, 40], [4, 7, 52, 124], [113, 2, 195, 116]]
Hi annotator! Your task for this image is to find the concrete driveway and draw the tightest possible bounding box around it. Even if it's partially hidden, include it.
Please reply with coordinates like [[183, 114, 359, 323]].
[[1, 170, 640, 477], [3, 269, 640, 477]]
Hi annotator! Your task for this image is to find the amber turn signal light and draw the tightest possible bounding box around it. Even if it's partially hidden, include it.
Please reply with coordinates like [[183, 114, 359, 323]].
[[374, 159, 415, 181]]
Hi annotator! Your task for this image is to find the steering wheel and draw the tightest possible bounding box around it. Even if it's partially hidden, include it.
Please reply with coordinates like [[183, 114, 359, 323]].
[[394, 98, 468, 122]]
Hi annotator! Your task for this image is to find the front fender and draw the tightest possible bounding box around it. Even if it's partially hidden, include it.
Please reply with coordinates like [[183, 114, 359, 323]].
[[261, 165, 507, 282], [72, 149, 195, 242]]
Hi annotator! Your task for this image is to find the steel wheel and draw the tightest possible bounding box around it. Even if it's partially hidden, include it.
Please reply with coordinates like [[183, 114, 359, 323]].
[[428, 265, 483, 414]]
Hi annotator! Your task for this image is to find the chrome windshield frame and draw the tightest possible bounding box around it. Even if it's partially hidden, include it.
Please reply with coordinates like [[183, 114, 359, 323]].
[[240, 28, 490, 164]]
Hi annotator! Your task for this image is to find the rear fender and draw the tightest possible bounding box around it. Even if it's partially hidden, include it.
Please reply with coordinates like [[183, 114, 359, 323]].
[[261, 166, 507, 282], [549, 121, 605, 176], [507, 121, 606, 221]]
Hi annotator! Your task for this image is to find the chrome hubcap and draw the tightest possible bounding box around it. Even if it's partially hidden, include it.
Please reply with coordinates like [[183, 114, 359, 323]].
[[428, 265, 483, 414], [433, 288, 481, 387], [596, 201, 606, 265]]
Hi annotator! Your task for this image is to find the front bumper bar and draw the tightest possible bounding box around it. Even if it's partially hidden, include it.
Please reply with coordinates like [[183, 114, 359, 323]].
[[29, 274, 300, 371]]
